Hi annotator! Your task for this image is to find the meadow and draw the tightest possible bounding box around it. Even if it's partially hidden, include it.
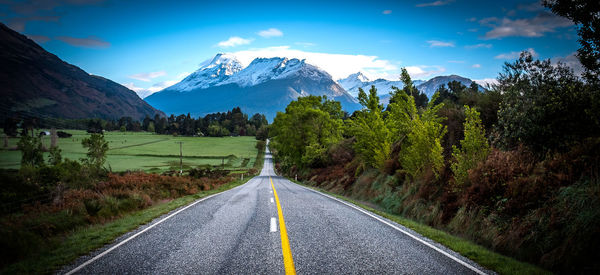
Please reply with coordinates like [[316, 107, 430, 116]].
[[0, 130, 258, 173]]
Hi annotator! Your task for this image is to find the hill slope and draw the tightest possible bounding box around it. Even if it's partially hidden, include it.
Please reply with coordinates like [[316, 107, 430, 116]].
[[0, 23, 164, 121]]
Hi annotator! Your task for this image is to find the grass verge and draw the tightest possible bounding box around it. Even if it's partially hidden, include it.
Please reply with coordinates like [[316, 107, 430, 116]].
[[294, 182, 550, 275], [2, 179, 247, 274]]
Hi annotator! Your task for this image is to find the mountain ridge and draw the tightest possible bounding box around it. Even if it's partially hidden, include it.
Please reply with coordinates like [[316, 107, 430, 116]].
[[0, 23, 164, 121], [146, 54, 360, 121]]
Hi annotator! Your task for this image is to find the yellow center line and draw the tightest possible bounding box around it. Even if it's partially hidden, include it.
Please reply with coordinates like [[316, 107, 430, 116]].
[[270, 176, 296, 275]]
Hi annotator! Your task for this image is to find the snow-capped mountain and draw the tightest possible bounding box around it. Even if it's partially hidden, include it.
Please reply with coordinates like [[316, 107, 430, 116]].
[[145, 54, 360, 120], [166, 53, 243, 91], [415, 75, 485, 97], [337, 73, 424, 97], [337, 72, 371, 95], [338, 72, 484, 105]]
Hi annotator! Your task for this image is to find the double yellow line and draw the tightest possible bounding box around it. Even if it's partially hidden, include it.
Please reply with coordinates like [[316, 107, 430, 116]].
[[270, 176, 296, 275]]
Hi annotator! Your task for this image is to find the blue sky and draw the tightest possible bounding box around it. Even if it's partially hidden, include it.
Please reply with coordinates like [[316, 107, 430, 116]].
[[0, 0, 580, 97]]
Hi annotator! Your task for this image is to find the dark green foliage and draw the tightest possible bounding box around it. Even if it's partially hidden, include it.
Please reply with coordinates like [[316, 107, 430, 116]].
[[495, 52, 598, 154], [271, 96, 343, 169], [255, 125, 269, 140], [544, 0, 600, 82], [47, 146, 62, 166], [86, 119, 103, 134], [17, 134, 44, 168], [56, 131, 72, 138]]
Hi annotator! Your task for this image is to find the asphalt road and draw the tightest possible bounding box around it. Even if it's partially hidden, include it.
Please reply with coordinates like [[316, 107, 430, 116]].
[[63, 147, 490, 274]]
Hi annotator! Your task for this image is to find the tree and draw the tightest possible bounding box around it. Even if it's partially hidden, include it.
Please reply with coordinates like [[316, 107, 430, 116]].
[[87, 119, 103, 134], [347, 86, 391, 170], [400, 93, 447, 179], [495, 52, 597, 153], [48, 146, 62, 166], [271, 96, 343, 168], [451, 106, 489, 187], [394, 68, 429, 108], [147, 122, 155, 133], [544, 0, 600, 81], [256, 125, 269, 140], [81, 134, 109, 170], [18, 134, 44, 167]]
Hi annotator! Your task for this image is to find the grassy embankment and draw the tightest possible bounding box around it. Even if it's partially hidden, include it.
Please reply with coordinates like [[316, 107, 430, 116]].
[[294, 181, 548, 275]]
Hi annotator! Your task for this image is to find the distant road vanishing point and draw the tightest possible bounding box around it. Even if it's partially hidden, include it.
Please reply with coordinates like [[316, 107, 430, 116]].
[[63, 144, 489, 274]]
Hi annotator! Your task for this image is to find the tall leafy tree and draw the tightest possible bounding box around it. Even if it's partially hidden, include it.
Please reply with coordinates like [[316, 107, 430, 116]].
[[18, 134, 44, 167], [400, 93, 447, 179], [81, 134, 109, 170], [346, 86, 391, 170], [451, 106, 489, 187], [271, 96, 343, 168]]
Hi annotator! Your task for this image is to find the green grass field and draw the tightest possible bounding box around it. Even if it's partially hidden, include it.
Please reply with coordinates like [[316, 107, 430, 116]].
[[0, 130, 258, 172]]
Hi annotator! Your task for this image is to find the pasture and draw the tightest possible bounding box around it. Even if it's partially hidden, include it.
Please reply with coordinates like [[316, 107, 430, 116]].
[[0, 130, 258, 172]]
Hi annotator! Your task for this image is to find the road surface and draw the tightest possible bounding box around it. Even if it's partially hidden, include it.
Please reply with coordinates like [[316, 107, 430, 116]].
[[63, 147, 489, 274]]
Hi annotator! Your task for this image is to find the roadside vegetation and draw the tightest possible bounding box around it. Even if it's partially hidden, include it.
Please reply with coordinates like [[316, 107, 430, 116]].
[[0, 123, 267, 273], [269, 3, 600, 273]]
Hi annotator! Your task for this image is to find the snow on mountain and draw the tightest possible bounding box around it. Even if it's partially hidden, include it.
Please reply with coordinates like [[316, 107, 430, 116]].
[[222, 57, 336, 88], [337, 72, 371, 94], [338, 72, 484, 102], [337, 72, 423, 97], [165, 53, 243, 92], [146, 54, 360, 121], [416, 75, 485, 98]]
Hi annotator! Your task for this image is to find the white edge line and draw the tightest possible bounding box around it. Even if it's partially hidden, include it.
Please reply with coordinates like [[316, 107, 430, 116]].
[[65, 181, 249, 275], [295, 183, 487, 275]]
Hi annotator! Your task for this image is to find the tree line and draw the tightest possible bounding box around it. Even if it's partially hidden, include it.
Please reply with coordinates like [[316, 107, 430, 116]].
[[3, 107, 269, 139]]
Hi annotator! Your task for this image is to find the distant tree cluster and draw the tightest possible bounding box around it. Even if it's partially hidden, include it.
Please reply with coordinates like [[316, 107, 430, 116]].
[[149, 107, 268, 137], [2, 107, 269, 139]]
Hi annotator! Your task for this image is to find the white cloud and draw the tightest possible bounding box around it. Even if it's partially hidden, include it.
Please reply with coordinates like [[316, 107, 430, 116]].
[[295, 42, 316, 47], [416, 0, 454, 7], [257, 28, 283, 38], [465, 43, 492, 49], [123, 73, 188, 98], [495, 48, 538, 59], [474, 78, 499, 88], [382, 10, 392, 14], [554, 52, 584, 76], [217, 36, 253, 47], [480, 12, 573, 39], [128, 71, 166, 82], [427, 40, 455, 47], [405, 65, 446, 79], [472, 64, 481, 68], [230, 46, 399, 80]]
